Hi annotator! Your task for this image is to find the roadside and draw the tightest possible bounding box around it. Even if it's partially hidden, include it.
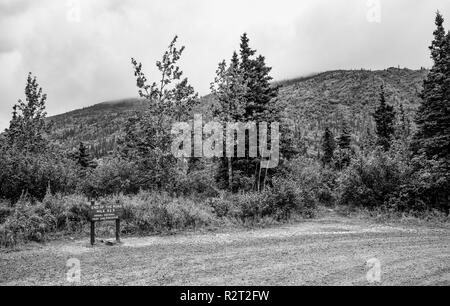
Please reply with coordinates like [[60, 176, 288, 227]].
[[1, 211, 449, 286]]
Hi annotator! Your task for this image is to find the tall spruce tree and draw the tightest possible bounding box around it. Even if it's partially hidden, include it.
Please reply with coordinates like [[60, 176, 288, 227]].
[[334, 120, 352, 169], [211, 33, 280, 191], [321, 127, 335, 166], [410, 12, 450, 210], [373, 85, 396, 151], [76, 142, 90, 168], [239, 33, 279, 122], [413, 12, 450, 160]]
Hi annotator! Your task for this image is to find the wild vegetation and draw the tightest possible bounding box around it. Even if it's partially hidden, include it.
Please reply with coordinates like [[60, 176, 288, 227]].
[[0, 13, 449, 247]]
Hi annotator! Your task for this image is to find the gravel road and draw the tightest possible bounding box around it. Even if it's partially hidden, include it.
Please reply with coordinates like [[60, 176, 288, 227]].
[[1, 213, 449, 286]]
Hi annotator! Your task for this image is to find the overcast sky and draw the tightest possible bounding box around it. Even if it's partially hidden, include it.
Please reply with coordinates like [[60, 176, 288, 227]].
[[1, 0, 450, 131]]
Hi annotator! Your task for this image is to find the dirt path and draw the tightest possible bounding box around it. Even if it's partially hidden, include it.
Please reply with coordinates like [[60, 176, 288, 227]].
[[1, 214, 449, 286]]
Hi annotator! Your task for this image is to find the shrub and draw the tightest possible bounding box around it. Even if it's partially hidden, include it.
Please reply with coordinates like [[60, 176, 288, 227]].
[[109, 191, 217, 234], [214, 176, 318, 223], [78, 158, 140, 198], [169, 169, 219, 199], [41, 191, 91, 232], [232, 191, 270, 221], [204, 195, 237, 218], [0, 201, 12, 224], [0, 148, 78, 202], [337, 149, 410, 209], [0, 196, 56, 247]]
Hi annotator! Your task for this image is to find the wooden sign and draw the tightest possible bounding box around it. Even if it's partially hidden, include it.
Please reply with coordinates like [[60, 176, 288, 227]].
[[90, 202, 123, 221], [89, 200, 123, 246]]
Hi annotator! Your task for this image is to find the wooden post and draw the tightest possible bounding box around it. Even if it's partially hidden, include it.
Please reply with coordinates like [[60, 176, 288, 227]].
[[90, 221, 95, 246], [90, 200, 95, 246], [115, 219, 120, 242]]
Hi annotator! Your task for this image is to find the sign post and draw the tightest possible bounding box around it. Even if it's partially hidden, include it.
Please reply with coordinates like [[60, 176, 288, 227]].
[[89, 200, 123, 246]]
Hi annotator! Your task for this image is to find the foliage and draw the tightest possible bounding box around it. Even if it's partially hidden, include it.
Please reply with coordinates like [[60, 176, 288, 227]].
[[373, 85, 396, 151], [413, 12, 450, 160], [46, 69, 427, 161], [321, 127, 335, 166], [4, 73, 50, 154], [211, 33, 281, 191], [119, 36, 199, 191], [118, 192, 217, 234], [337, 148, 411, 209], [77, 158, 140, 199], [0, 195, 56, 247], [0, 147, 78, 202], [410, 12, 450, 209], [74, 142, 92, 168]]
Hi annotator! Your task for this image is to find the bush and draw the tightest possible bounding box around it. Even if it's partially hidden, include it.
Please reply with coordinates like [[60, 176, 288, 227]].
[[337, 149, 410, 209], [204, 175, 318, 223], [0, 201, 12, 224], [117, 191, 217, 234], [0, 148, 78, 202], [41, 191, 91, 232], [78, 158, 140, 198], [169, 169, 219, 199], [0, 196, 56, 247], [204, 195, 237, 218]]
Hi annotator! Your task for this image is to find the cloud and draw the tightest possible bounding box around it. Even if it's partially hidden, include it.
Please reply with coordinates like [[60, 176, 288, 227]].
[[1, 0, 450, 131]]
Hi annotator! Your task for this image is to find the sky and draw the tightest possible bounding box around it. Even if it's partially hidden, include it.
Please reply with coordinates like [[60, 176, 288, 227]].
[[1, 0, 450, 131]]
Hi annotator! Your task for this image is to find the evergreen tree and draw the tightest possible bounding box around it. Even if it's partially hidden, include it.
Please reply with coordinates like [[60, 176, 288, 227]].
[[76, 142, 90, 168], [239, 33, 279, 122], [335, 120, 352, 169], [211, 33, 280, 191], [413, 11, 450, 160], [211, 53, 248, 190], [373, 85, 396, 151], [321, 127, 335, 166], [410, 12, 450, 210]]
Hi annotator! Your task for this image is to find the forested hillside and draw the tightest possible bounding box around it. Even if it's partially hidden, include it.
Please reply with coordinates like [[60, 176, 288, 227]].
[[47, 68, 428, 157], [48, 98, 146, 157], [278, 68, 428, 153]]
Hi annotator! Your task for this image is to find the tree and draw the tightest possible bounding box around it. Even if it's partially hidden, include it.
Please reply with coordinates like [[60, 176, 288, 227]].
[[210, 54, 249, 190], [360, 126, 376, 154], [211, 33, 280, 191], [413, 11, 450, 160], [75, 142, 91, 168], [335, 120, 352, 169], [373, 85, 396, 151], [338, 120, 351, 150], [5, 73, 49, 153], [396, 103, 411, 140], [239, 33, 279, 122], [321, 127, 335, 166], [120, 36, 199, 190], [410, 12, 450, 211]]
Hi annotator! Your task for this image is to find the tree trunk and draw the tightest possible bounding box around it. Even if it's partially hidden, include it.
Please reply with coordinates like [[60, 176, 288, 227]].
[[228, 158, 233, 191]]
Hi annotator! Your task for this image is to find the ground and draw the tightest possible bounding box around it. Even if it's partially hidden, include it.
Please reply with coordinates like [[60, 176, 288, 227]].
[[1, 212, 449, 286]]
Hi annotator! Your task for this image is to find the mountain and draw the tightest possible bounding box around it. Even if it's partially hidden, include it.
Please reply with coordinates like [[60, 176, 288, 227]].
[[47, 67, 428, 157], [48, 98, 147, 156], [277, 67, 428, 152]]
